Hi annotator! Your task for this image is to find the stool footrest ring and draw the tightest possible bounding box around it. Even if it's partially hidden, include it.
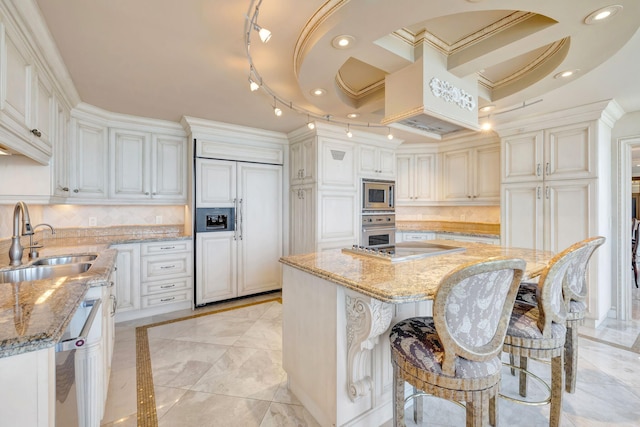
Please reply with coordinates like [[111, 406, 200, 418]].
[[499, 362, 552, 406]]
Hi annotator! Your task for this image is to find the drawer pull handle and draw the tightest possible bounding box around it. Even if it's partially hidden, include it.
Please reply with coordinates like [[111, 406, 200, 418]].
[[160, 284, 176, 289], [161, 297, 176, 302], [160, 265, 176, 269], [160, 246, 175, 250]]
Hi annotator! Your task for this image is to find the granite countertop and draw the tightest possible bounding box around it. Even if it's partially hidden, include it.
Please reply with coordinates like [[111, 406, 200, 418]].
[[0, 230, 192, 358], [279, 240, 553, 304]]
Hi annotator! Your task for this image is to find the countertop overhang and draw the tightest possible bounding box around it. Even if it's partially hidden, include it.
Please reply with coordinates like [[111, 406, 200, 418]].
[[279, 240, 552, 303]]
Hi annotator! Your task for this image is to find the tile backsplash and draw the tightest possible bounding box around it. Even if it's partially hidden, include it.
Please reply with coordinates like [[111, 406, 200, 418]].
[[396, 205, 500, 223], [0, 204, 186, 238]]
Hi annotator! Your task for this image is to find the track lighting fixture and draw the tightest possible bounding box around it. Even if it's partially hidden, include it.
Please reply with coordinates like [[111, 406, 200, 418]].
[[307, 115, 315, 130], [253, 24, 271, 43], [273, 97, 282, 116], [249, 78, 260, 91], [387, 128, 394, 140], [346, 124, 353, 138]]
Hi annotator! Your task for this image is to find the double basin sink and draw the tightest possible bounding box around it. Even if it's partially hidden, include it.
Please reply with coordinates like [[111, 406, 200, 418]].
[[0, 254, 98, 283]]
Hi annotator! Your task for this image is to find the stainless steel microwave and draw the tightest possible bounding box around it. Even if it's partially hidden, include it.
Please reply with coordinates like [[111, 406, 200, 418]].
[[362, 179, 395, 211]]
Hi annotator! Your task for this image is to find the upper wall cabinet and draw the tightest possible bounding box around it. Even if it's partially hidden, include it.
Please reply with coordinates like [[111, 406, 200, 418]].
[[290, 136, 315, 185], [0, 21, 54, 163], [359, 144, 395, 179], [396, 153, 437, 204], [109, 128, 187, 203], [441, 144, 500, 203], [65, 117, 109, 200], [502, 122, 596, 183]]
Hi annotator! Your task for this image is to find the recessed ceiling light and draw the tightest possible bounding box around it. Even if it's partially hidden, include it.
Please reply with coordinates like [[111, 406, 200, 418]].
[[347, 113, 359, 118], [479, 104, 495, 112], [554, 69, 580, 79], [332, 35, 355, 49], [584, 5, 623, 24], [311, 88, 326, 96]]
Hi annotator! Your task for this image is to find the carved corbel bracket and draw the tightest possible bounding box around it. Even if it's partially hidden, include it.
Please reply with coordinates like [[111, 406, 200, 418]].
[[346, 294, 393, 401]]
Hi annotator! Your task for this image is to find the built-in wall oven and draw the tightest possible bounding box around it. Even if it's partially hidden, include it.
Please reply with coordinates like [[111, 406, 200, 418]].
[[361, 213, 396, 248]]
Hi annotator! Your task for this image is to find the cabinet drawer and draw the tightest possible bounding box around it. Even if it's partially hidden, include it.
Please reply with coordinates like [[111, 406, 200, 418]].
[[142, 277, 192, 295], [141, 240, 193, 256], [141, 289, 191, 308], [141, 253, 192, 281]]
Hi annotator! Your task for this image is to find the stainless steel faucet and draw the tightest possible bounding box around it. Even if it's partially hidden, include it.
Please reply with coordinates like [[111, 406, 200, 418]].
[[28, 223, 56, 259], [9, 202, 34, 266]]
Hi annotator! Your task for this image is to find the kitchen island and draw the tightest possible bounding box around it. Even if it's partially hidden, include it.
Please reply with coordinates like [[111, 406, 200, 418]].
[[279, 240, 553, 427]]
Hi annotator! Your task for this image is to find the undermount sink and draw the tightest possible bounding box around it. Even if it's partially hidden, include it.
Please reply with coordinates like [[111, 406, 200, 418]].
[[0, 263, 92, 284], [33, 254, 97, 266]]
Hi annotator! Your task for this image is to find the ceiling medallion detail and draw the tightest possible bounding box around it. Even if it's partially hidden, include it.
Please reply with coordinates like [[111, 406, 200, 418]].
[[429, 77, 475, 111]]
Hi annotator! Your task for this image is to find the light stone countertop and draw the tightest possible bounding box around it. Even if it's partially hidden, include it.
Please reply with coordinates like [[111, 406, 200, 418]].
[[0, 231, 192, 358], [279, 240, 554, 303]]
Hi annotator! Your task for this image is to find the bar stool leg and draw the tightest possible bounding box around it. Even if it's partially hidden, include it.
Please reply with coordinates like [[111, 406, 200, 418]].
[[413, 387, 423, 423], [549, 354, 564, 427], [519, 356, 528, 397], [565, 322, 579, 393], [393, 363, 405, 427]]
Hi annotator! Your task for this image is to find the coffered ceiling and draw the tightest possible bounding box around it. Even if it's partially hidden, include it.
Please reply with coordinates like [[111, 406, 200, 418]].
[[34, 0, 640, 143]]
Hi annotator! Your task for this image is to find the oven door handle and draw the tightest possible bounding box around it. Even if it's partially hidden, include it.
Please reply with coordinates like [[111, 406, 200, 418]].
[[362, 226, 397, 233]]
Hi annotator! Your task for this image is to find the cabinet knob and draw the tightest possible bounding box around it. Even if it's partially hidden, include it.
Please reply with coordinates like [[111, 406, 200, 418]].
[[30, 128, 42, 137], [73, 189, 79, 193], [145, 192, 150, 195], [61, 187, 69, 192], [152, 192, 157, 195]]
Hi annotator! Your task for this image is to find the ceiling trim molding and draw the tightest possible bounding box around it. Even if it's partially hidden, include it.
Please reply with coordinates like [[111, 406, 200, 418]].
[[335, 72, 385, 100], [293, 0, 349, 78]]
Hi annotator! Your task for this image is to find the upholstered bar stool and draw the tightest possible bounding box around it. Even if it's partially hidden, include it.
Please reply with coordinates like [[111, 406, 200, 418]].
[[515, 236, 605, 393], [389, 257, 526, 427], [503, 239, 594, 427]]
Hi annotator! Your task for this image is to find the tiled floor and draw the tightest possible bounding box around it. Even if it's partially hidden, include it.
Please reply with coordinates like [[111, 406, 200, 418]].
[[100, 291, 640, 427]]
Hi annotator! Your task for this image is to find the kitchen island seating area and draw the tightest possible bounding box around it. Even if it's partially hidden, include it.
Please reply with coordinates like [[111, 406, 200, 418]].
[[389, 257, 526, 427], [514, 236, 605, 394]]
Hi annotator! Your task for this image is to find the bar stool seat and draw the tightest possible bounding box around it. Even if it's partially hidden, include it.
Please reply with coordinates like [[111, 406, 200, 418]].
[[390, 257, 526, 427]]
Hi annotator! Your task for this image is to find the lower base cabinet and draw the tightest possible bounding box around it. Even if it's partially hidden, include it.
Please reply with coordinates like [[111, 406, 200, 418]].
[[114, 239, 193, 322]]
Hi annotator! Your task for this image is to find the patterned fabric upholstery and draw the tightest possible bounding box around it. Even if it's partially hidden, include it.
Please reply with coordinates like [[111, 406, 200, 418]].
[[516, 281, 538, 305], [444, 269, 515, 348], [390, 317, 502, 380], [507, 301, 567, 341]]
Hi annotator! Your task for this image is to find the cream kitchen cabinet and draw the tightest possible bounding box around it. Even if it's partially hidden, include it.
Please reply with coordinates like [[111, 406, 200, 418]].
[[502, 122, 596, 183], [290, 185, 316, 255], [0, 20, 54, 164], [114, 240, 193, 322], [501, 179, 596, 253], [60, 117, 109, 200], [359, 144, 395, 179], [140, 240, 193, 309], [396, 153, 437, 204], [112, 243, 141, 314], [109, 128, 187, 203], [441, 144, 500, 203], [290, 136, 316, 185], [195, 160, 282, 305]]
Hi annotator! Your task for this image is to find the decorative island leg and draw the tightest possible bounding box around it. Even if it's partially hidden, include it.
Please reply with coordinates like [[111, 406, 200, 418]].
[[345, 294, 393, 401]]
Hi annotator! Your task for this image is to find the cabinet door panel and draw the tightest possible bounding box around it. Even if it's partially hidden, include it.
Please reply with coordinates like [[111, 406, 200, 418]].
[[474, 145, 500, 201], [501, 182, 543, 250], [415, 154, 436, 202], [502, 131, 543, 183], [113, 244, 141, 312], [110, 129, 150, 199], [395, 155, 413, 202], [152, 134, 186, 201], [318, 138, 355, 189], [290, 186, 315, 255], [2, 28, 31, 128], [379, 148, 396, 176], [544, 179, 595, 253], [195, 233, 236, 304], [359, 145, 377, 175], [196, 158, 236, 206], [442, 149, 470, 201], [74, 120, 107, 198], [237, 163, 282, 296], [545, 122, 595, 180]]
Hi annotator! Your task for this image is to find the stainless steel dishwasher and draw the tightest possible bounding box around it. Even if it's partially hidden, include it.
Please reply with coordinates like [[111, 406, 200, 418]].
[[55, 298, 102, 427]]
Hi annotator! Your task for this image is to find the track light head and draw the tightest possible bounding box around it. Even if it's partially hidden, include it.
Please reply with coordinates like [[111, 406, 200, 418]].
[[254, 24, 271, 43]]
